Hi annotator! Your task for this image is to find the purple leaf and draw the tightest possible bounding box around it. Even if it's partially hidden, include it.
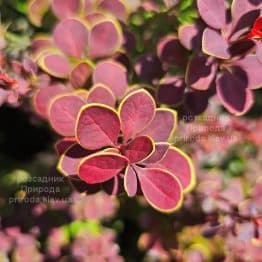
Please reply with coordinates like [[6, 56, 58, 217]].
[[197, 0, 226, 29], [143, 143, 169, 164], [216, 69, 254, 115], [97, 0, 129, 22], [93, 60, 128, 98], [202, 28, 230, 59], [157, 76, 185, 105], [178, 23, 204, 50], [234, 55, 262, 89], [33, 84, 68, 118], [135, 54, 165, 84], [186, 55, 217, 90], [157, 35, 188, 68]]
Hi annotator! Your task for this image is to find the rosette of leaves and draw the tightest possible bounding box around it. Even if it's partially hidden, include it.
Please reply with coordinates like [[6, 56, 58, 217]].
[[28, 0, 131, 26], [48, 86, 195, 213], [178, 0, 262, 115], [30, 1, 127, 88], [33, 59, 128, 118]]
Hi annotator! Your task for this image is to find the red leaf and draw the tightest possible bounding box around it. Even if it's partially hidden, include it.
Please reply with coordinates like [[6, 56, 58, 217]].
[[119, 90, 155, 141], [121, 136, 154, 163], [135, 166, 183, 213], [78, 153, 129, 184], [70, 61, 93, 88], [76, 104, 121, 150]]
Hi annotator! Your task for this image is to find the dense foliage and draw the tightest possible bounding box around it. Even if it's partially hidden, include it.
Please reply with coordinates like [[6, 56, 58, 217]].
[[0, 0, 261, 261]]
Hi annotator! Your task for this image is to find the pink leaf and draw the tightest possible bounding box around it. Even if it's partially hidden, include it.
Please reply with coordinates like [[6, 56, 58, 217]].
[[78, 153, 128, 184], [119, 90, 155, 141], [51, 0, 80, 19], [53, 18, 89, 58], [33, 84, 68, 118], [124, 166, 138, 197], [149, 147, 196, 192], [135, 166, 183, 212], [49, 94, 85, 136], [97, 0, 129, 22], [93, 60, 128, 98], [139, 108, 177, 142], [197, 0, 226, 30], [38, 52, 72, 78], [89, 19, 122, 58], [76, 104, 121, 150], [86, 84, 116, 107]]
